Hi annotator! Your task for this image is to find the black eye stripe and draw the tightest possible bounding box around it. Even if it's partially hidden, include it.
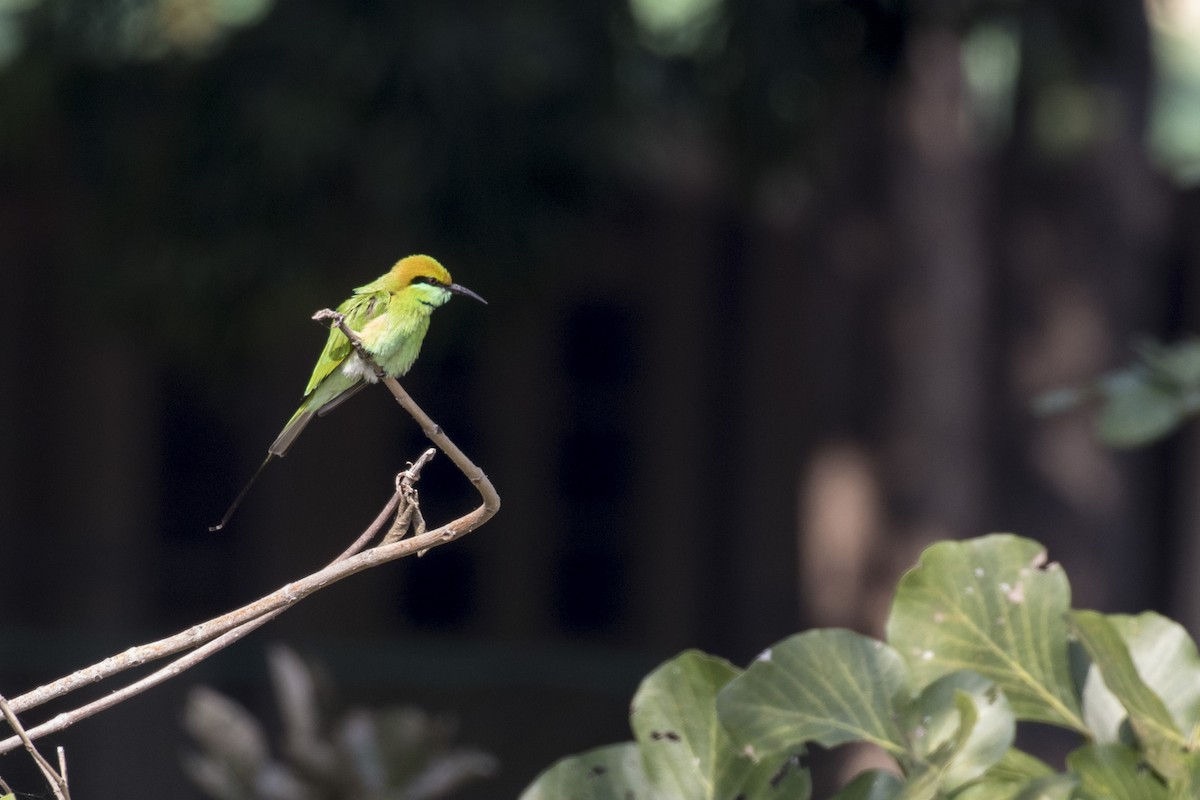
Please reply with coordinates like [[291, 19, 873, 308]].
[[410, 275, 442, 286]]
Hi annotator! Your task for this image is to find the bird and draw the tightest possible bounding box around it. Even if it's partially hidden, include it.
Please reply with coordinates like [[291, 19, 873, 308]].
[[210, 254, 486, 531]]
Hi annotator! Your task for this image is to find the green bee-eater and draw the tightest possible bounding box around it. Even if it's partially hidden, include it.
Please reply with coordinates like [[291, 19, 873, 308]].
[[211, 254, 486, 530]]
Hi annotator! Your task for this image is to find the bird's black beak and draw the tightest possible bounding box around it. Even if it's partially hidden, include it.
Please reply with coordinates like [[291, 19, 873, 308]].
[[449, 283, 488, 305]]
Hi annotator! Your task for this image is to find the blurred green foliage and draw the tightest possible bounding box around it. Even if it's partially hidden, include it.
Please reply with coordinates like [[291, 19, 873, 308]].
[[1146, 3, 1200, 184], [1037, 338, 1200, 448]]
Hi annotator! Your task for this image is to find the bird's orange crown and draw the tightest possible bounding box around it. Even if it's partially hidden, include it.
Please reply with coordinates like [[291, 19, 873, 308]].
[[386, 254, 453, 290]]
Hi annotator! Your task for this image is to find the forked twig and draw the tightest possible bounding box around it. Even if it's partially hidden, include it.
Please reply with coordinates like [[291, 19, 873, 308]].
[[0, 310, 499, 763], [0, 697, 70, 799]]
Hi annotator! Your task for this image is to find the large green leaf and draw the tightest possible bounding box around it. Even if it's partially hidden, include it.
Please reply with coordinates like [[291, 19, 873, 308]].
[[716, 629, 910, 759], [886, 535, 1085, 731], [1070, 611, 1189, 781], [519, 742, 647, 800], [1068, 743, 1168, 800], [630, 650, 810, 799]]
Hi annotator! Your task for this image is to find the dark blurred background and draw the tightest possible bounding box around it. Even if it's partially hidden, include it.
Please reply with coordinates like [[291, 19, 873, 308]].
[[2, 0, 1200, 796]]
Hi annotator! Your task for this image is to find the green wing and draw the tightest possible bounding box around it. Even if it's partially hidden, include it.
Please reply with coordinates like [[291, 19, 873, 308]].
[[302, 290, 388, 396]]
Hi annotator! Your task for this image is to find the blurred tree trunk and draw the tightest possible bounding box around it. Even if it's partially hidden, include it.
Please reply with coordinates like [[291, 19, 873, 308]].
[[886, 26, 991, 561]]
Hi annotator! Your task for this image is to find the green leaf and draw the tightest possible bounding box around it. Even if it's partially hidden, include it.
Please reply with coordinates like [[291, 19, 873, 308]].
[[716, 629, 910, 759], [1096, 374, 1184, 447], [955, 776, 1075, 800], [1167, 751, 1200, 800], [903, 671, 1015, 790], [1068, 743, 1168, 800], [630, 650, 811, 799], [1082, 613, 1200, 761], [829, 770, 905, 800], [728, 752, 810, 800], [520, 650, 812, 800], [955, 782, 1060, 800], [1032, 386, 1091, 416], [519, 742, 647, 800], [953, 752, 1071, 800], [1142, 338, 1200, 388], [886, 535, 1085, 731], [1081, 662, 1132, 744], [1110, 613, 1200, 742], [1009, 774, 1082, 800], [1070, 611, 1190, 780], [1041, 339, 1200, 448], [984, 748, 1058, 784]]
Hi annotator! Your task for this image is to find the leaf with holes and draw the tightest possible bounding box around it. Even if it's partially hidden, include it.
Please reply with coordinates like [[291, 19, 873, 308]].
[[519, 742, 647, 800], [520, 650, 811, 800], [886, 535, 1084, 731], [630, 649, 810, 799]]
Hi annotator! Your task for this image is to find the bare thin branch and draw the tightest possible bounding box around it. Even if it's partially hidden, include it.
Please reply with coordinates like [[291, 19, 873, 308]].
[[333, 488, 402, 561], [0, 312, 498, 757], [320, 311, 500, 519], [1, 452, 484, 754], [0, 697, 70, 799]]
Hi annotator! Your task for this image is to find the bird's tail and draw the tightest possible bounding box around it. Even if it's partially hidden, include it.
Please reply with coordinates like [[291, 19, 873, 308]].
[[210, 453, 274, 531], [270, 404, 318, 457], [209, 402, 316, 531]]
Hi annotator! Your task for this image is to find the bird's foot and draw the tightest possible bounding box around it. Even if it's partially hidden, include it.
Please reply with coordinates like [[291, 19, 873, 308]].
[[312, 308, 345, 327], [313, 308, 373, 362]]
